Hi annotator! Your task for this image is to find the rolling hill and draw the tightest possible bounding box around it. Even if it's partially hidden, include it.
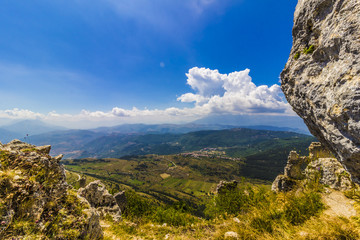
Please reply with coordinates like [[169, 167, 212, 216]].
[[27, 124, 312, 157], [77, 128, 315, 159], [0, 119, 67, 143]]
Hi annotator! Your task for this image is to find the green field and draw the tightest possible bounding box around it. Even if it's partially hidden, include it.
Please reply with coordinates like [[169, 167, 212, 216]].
[[63, 128, 315, 206], [64, 154, 263, 203]]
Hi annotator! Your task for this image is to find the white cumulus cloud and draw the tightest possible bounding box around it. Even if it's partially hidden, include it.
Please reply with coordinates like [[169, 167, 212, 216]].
[[185, 67, 225, 97], [0, 108, 44, 120], [178, 67, 290, 114], [177, 93, 209, 104], [0, 67, 294, 128]]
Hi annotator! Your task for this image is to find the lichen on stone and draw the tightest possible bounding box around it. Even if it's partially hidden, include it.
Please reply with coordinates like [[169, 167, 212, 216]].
[[0, 140, 103, 239]]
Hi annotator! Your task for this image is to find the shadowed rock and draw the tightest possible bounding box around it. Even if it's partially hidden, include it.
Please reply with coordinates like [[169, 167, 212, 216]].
[[271, 175, 297, 193], [284, 151, 307, 180], [216, 180, 238, 194], [114, 191, 127, 213]]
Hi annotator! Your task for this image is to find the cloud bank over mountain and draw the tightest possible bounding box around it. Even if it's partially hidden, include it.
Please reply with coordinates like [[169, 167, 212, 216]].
[[0, 68, 293, 128]]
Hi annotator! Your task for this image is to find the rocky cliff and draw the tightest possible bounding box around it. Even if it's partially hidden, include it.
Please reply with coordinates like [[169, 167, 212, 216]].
[[281, 0, 360, 181], [0, 140, 102, 239]]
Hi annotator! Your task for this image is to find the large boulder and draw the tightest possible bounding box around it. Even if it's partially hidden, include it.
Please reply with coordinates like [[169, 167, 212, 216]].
[[281, 0, 360, 181]]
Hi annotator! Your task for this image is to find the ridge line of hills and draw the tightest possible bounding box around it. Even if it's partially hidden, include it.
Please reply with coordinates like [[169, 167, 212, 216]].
[[27, 127, 314, 159], [0, 119, 313, 163], [0, 115, 310, 144]]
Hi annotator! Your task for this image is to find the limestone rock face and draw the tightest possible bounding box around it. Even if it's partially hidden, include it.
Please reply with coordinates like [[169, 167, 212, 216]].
[[79, 180, 122, 222], [308, 142, 334, 160], [305, 157, 353, 190], [284, 151, 307, 180], [281, 0, 360, 181], [272, 142, 354, 192], [81, 208, 103, 240], [0, 140, 103, 239], [272, 150, 307, 192]]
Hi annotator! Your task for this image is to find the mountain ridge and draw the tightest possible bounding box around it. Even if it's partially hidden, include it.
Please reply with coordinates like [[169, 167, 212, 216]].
[[0, 119, 67, 140], [65, 128, 314, 159]]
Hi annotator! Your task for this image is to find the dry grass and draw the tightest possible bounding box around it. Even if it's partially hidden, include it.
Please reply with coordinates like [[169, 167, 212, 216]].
[[104, 214, 360, 240], [103, 187, 360, 240]]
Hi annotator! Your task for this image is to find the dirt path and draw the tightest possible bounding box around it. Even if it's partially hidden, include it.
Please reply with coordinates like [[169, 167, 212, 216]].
[[65, 169, 81, 181], [322, 190, 357, 218], [75, 172, 81, 181]]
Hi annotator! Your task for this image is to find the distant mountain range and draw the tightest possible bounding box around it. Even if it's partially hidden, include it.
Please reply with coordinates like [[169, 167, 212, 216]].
[[0, 116, 312, 158], [5, 119, 67, 135], [75, 128, 315, 160], [92, 123, 239, 134], [26, 127, 314, 159], [0, 119, 67, 143], [0, 128, 19, 144], [192, 114, 309, 134]]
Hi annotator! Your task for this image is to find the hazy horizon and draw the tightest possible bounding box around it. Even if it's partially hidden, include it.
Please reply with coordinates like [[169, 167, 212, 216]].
[[0, 114, 309, 134]]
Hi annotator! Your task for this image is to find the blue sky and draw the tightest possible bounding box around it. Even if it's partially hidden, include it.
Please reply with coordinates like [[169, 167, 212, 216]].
[[0, 0, 298, 128]]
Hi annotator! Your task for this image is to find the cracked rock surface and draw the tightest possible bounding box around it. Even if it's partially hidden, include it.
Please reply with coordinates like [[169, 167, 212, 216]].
[[281, 0, 360, 181], [0, 140, 103, 239]]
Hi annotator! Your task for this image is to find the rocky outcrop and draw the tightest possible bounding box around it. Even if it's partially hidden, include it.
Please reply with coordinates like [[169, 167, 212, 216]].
[[0, 140, 103, 239], [308, 142, 334, 160], [272, 142, 353, 192], [272, 150, 307, 192], [114, 191, 127, 213], [284, 151, 308, 180], [81, 208, 103, 240], [281, 0, 360, 181], [79, 180, 122, 222], [306, 158, 353, 190], [271, 175, 297, 193], [216, 180, 238, 194]]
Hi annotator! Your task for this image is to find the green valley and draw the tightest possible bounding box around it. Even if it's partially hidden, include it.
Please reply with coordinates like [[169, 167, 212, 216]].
[[63, 128, 315, 205]]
